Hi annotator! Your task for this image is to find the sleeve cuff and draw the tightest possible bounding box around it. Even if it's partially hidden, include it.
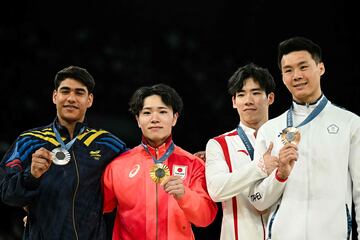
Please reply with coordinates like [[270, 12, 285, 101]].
[[275, 169, 288, 182]]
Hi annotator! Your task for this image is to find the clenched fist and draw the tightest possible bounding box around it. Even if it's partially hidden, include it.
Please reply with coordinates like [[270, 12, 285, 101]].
[[31, 147, 52, 178]]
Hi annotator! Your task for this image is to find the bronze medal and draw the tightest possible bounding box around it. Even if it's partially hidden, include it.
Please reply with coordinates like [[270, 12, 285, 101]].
[[280, 127, 301, 145], [51, 148, 71, 165], [150, 163, 170, 183]]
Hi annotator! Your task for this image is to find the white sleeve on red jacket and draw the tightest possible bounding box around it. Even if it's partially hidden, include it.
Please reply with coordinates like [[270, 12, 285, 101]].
[[205, 138, 267, 202]]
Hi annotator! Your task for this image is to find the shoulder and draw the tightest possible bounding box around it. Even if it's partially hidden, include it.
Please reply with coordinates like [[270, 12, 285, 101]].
[[17, 123, 55, 144], [173, 145, 204, 165], [207, 129, 237, 144], [328, 102, 359, 117], [109, 145, 141, 162], [81, 127, 128, 152]]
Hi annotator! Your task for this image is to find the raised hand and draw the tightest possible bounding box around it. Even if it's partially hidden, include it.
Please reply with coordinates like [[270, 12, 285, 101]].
[[262, 142, 279, 175], [277, 143, 298, 180], [160, 175, 185, 199], [31, 147, 52, 178]]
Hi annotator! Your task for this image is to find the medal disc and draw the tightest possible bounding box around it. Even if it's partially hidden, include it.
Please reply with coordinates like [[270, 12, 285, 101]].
[[51, 148, 71, 165], [150, 164, 170, 183], [280, 127, 301, 145]]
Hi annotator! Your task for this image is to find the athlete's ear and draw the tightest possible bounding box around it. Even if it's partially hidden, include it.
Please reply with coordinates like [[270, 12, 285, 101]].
[[172, 112, 179, 127], [136, 115, 141, 128], [268, 92, 275, 105], [232, 96, 237, 109], [87, 93, 93, 108], [319, 62, 325, 76], [52, 90, 57, 104]]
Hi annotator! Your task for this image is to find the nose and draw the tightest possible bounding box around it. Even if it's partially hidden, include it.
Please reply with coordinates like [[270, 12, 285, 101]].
[[293, 68, 303, 81], [244, 93, 254, 105], [150, 112, 160, 123], [66, 91, 76, 102]]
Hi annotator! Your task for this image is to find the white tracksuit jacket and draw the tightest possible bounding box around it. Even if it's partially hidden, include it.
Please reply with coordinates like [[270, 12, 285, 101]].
[[206, 122, 268, 240], [249, 96, 360, 240]]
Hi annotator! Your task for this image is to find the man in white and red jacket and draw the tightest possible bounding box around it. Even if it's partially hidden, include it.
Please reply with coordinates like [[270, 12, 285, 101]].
[[205, 63, 277, 240]]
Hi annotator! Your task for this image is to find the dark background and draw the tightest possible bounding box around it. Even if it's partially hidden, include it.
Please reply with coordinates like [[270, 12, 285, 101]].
[[0, 0, 359, 239]]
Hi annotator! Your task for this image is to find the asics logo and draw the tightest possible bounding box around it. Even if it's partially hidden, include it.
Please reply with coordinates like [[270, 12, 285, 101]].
[[129, 164, 140, 178]]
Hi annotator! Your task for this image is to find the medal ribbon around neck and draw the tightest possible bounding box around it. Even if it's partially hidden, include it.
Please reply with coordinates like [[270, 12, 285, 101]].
[[52, 122, 85, 165], [281, 96, 328, 145], [142, 141, 175, 183], [286, 96, 328, 128], [237, 125, 254, 160]]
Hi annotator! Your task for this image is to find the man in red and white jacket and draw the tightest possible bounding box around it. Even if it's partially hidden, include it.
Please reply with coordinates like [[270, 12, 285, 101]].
[[102, 84, 217, 240], [205, 63, 277, 240]]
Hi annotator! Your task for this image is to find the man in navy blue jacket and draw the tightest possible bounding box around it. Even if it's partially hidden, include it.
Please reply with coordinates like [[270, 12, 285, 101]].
[[0, 66, 127, 240]]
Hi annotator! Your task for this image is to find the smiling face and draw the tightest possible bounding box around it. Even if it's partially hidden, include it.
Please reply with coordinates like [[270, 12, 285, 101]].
[[281, 50, 325, 103], [136, 94, 178, 147], [52, 78, 93, 128], [232, 78, 274, 130]]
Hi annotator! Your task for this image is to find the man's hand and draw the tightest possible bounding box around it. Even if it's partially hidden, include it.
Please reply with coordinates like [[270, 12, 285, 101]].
[[23, 206, 28, 227], [160, 176, 185, 199], [31, 147, 52, 178], [277, 143, 298, 180], [263, 142, 279, 175]]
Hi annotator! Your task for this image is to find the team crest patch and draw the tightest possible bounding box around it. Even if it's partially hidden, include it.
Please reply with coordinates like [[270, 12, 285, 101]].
[[90, 150, 101, 160], [173, 165, 187, 179], [327, 124, 339, 134]]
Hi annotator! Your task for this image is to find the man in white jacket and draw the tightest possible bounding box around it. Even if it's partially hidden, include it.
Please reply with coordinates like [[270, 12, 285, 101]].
[[249, 36, 360, 239], [205, 63, 278, 240]]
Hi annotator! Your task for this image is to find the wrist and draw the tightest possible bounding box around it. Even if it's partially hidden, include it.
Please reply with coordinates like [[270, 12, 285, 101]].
[[275, 169, 288, 182]]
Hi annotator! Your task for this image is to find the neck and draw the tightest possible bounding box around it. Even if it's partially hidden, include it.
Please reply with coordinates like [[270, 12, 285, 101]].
[[145, 139, 166, 148], [143, 135, 171, 148], [241, 118, 267, 132], [294, 92, 323, 106], [58, 119, 77, 139]]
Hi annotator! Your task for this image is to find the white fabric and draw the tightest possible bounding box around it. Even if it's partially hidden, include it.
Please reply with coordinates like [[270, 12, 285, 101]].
[[249, 97, 360, 239], [205, 122, 268, 240]]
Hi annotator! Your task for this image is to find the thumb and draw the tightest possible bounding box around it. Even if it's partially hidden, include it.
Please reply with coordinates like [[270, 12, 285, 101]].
[[264, 142, 274, 155]]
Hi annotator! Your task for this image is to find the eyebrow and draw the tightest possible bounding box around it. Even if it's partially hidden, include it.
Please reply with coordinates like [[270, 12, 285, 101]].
[[239, 88, 263, 92], [142, 106, 169, 110], [59, 86, 87, 92]]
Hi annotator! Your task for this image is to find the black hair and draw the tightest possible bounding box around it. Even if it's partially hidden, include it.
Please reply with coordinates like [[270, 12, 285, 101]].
[[129, 83, 184, 116], [54, 66, 95, 93], [227, 62, 276, 96], [277, 36, 322, 69]]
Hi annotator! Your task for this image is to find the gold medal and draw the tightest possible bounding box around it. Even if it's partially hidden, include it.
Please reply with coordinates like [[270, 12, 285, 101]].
[[280, 127, 301, 145], [51, 148, 71, 165], [150, 164, 170, 183]]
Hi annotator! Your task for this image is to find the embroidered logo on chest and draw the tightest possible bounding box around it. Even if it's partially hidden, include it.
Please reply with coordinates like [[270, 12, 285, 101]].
[[129, 164, 141, 178], [327, 124, 339, 134], [90, 150, 101, 160], [173, 165, 187, 179]]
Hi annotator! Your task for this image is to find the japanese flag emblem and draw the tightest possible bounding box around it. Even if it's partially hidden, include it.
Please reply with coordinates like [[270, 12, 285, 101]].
[[173, 165, 187, 179]]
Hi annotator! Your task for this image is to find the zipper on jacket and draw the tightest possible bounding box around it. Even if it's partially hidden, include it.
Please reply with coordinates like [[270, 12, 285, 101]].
[[345, 204, 352, 240], [267, 204, 280, 240], [155, 147, 159, 240], [72, 151, 80, 240], [260, 214, 266, 240]]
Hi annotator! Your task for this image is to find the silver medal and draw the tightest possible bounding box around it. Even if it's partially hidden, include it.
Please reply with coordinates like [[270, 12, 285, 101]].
[[51, 148, 71, 165]]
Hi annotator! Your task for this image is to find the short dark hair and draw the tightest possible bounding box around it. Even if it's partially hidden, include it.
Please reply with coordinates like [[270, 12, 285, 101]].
[[129, 83, 184, 116], [227, 63, 276, 96], [54, 66, 95, 93], [278, 36, 322, 69]]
